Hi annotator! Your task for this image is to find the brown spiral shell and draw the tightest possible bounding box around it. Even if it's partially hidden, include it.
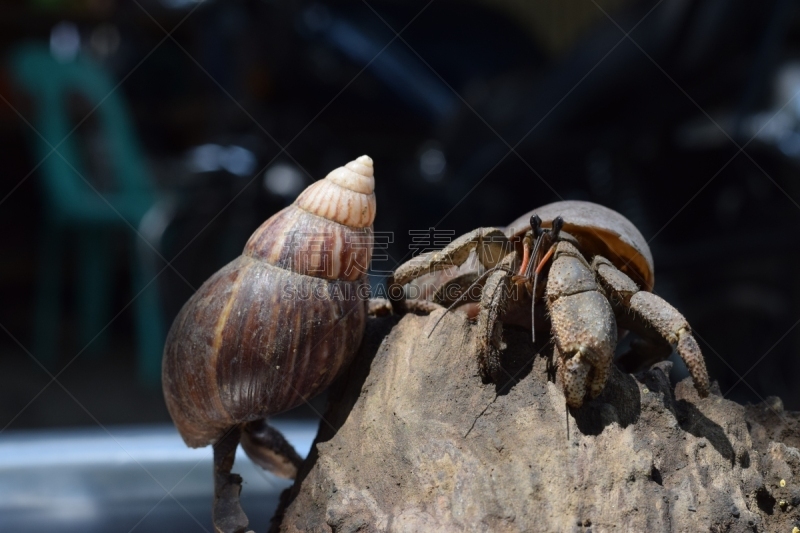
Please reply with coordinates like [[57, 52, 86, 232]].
[[162, 156, 375, 448]]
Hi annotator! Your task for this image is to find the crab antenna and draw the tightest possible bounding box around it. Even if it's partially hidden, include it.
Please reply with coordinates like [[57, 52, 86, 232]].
[[426, 265, 501, 338], [527, 215, 563, 344], [529, 245, 541, 343], [527, 229, 545, 344], [525, 235, 541, 280]]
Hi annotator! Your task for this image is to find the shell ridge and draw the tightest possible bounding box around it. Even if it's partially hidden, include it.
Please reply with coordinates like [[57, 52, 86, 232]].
[[296, 180, 375, 228]]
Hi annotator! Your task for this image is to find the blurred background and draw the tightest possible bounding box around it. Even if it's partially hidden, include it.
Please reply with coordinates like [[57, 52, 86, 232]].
[[2, 0, 800, 530]]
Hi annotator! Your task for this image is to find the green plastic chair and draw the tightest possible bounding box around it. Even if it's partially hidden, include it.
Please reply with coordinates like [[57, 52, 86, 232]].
[[10, 43, 165, 384]]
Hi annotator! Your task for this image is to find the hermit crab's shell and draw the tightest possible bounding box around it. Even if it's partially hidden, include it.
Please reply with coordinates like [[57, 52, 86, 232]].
[[505, 200, 654, 292]]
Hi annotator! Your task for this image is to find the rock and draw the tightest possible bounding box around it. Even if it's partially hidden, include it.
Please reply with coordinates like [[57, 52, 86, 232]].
[[271, 310, 800, 533], [745, 396, 800, 452]]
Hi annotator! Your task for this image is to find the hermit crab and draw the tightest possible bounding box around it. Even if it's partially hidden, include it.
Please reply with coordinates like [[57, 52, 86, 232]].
[[390, 200, 710, 408]]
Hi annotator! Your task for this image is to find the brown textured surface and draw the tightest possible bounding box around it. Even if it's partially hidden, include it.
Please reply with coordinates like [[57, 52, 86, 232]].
[[475, 266, 511, 382], [549, 291, 616, 408], [391, 228, 508, 287], [544, 243, 599, 299], [594, 257, 639, 297], [244, 205, 373, 282], [272, 312, 800, 533], [628, 291, 689, 343], [628, 291, 710, 398], [162, 256, 366, 447], [746, 397, 800, 452], [549, 292, 616, 366]]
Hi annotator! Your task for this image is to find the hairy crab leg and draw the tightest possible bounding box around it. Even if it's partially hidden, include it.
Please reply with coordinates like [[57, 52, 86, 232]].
[[389, 227, 509, 315], [591, 255, 710, 398], [475, 254, 516, 382], [427, 266, 501, 337], [546, 241, 617, 408]]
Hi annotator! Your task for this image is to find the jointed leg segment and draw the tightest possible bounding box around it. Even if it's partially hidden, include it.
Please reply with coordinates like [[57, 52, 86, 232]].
[[476, 255, 515, 382], [593, 256, 710, 397], [391, 228, 509, 288], [546, 242, 617, 408]]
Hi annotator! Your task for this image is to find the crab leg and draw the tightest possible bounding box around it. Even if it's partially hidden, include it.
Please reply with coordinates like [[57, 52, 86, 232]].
[[391, 228, 509, 287], [462, 253, 514, 381], [592, 256, 710, 398], [535, 246, 556, 275], [546, 242, 617, 408], [389, 227, 511, 315], [516, 235, 532, 277]]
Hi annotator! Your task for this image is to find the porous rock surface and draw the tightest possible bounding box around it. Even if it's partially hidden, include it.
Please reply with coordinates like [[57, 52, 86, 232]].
[[271, 311, 800, 533]]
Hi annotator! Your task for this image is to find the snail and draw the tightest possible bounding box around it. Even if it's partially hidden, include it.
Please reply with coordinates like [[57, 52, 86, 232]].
[[162, 156, 376, 532]]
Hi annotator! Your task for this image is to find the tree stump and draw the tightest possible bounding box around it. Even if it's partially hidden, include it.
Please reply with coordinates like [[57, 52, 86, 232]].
[[271, 310, 800, 532]]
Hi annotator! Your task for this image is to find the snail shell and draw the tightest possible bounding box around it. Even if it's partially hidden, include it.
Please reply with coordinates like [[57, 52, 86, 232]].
[[162, 156, 375, 454]]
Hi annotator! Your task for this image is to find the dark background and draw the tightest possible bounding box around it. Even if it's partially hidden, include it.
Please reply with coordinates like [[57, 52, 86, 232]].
[[1, 0, 799, 437]]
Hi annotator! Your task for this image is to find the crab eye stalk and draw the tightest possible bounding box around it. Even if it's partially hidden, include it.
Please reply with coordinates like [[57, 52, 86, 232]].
[[551, 216, 564, 239], [530, 214, 543, 238]]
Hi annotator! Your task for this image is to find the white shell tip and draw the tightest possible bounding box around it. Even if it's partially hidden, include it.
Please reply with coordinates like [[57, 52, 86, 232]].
[[298, 154, 376, 226], [324, 155, 375, 194], [344, 155, 374, 178], [355, 155, 373, 167]]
